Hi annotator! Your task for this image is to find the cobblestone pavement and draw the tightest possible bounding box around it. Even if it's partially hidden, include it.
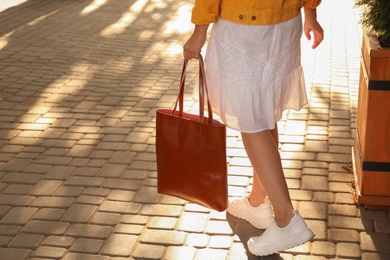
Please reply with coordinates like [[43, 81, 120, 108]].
[[0, 0, 389, 259]]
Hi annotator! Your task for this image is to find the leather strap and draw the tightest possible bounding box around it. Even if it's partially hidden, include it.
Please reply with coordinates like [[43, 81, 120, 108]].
[[199, 55, 213, 124], [172, 54, 213, 124]]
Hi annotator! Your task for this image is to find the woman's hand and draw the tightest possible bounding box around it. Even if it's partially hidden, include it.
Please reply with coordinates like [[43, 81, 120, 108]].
[[303, 8, 324, 49], [183, 25, 209, 60]]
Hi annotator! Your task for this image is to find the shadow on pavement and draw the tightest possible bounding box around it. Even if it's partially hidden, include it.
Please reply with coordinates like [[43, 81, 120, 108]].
[[226, 212, 284, 260]]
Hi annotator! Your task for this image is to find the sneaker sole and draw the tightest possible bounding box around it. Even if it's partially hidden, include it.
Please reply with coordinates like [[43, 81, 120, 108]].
[[248, 228, 314, 256], [227, 208, 273, 229]]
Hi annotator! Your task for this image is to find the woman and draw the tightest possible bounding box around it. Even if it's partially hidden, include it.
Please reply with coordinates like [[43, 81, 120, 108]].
[[183, 0, 324, 256]]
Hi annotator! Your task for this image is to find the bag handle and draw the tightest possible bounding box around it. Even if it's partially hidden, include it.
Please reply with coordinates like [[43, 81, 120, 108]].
[[172, 54, 213, 124]]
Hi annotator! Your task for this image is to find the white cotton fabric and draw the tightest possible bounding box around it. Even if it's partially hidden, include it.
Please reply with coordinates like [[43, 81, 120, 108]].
[[203, 14, 307, 133]]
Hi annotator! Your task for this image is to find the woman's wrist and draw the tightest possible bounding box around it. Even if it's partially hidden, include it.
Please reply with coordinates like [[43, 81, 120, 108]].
[[303, 7, 317, 20], [193, 24, 209, 35]]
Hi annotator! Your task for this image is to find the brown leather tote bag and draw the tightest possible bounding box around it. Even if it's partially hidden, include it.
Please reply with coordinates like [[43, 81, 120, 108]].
[[156, 55, 228, 212]]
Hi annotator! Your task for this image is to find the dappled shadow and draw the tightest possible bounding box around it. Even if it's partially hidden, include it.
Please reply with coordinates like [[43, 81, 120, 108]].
[[0, 0, 197, 258], [0, 0, 193, 170]]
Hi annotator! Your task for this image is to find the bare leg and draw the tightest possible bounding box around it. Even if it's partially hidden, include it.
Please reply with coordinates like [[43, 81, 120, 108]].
[[269, 124, 280, 145], [242, 126, 294, 227], [249, 174, 267, 206], [248, 125, 279, 206]]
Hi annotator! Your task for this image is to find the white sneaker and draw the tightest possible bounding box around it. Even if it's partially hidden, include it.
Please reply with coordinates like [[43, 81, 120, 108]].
[[227, 196, 273, 229], [247, 209, 314, 256]]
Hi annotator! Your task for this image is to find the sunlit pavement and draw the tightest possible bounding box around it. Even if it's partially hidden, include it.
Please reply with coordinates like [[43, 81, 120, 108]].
[[0, 0, 389, 259]]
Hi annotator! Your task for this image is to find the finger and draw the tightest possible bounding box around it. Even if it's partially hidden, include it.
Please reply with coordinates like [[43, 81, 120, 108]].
[[192, 52, 200, 59], [312, 41, 318, 49], [304, 29, 311, 41], [183, 50, 192, 60], [312, 32, 324, 49]]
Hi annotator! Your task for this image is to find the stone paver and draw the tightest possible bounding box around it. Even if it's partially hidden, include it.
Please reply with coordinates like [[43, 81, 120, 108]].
[[0, 207, 37, 225], [0, 0, 389, 259], [100, 234, 138, 257]]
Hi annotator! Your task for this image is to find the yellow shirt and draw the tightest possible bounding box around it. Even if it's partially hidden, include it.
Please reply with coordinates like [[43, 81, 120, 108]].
[[192, 0, 321, 25]]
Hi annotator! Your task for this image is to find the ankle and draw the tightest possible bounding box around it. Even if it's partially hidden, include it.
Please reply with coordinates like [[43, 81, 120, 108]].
[[248, 195, 266, 207], [274, 210, 295, 228]]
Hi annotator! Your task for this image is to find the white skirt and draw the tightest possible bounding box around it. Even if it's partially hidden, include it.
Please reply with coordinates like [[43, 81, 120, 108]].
[[203, 14, 307, 133]]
